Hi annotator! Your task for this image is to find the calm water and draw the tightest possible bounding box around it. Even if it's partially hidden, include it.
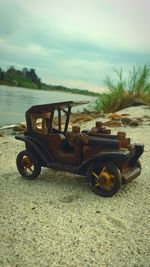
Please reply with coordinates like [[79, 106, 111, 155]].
[[0, 85, 96, 127]]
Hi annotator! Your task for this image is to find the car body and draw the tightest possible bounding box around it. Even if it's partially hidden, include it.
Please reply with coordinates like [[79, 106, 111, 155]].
[[15, 100, 144, 197]]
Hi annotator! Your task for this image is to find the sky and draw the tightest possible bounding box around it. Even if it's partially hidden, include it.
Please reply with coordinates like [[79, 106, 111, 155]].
[[0, 0, 150, 92]]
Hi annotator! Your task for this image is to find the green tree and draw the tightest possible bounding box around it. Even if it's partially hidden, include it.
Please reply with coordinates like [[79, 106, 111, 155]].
[[26, 68, 41, 88], [5, 66, 16, 84], [0, 67, 5, 81]]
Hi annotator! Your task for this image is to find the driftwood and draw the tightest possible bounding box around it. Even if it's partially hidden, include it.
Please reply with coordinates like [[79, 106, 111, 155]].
[[131, 98, 150, 106], [116, 97, 150, 112]]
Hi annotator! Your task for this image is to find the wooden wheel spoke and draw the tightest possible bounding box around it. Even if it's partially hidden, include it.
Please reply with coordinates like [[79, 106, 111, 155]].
[[92, 171, 99, 180], [102, 166, 106, 172], [95, 182, 101, 187], [105, 180, 112, 191], [110, 174, 114, 179]]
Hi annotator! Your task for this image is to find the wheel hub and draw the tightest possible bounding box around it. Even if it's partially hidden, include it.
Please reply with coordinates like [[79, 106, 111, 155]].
[[22, 156, 33, 169], [92, 167, 114, 190]]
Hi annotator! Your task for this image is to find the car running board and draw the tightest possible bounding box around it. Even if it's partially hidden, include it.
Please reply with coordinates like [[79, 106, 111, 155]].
[[47, 162, 80, 174]]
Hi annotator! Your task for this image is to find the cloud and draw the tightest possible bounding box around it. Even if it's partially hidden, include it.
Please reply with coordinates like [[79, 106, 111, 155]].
[[0, 0, 150, 91]]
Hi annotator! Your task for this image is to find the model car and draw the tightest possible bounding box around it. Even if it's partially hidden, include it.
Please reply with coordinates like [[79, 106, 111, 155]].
[[15, 101, 144, 197]]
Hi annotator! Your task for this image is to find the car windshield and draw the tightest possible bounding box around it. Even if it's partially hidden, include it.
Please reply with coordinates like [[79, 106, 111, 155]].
[[53, 108, 69, 132], [30, 108, 70, 134]]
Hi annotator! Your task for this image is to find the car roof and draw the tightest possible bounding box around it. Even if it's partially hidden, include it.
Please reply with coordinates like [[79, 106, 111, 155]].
[[26, 100, 89, 114]]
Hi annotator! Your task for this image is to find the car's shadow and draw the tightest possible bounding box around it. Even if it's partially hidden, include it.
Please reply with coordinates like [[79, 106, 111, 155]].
[[38, 168, 87, 187]]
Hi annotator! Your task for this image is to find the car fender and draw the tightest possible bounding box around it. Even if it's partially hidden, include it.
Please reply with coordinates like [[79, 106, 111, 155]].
[[15, 135, 54, 166], [79, 150, 131, 174]]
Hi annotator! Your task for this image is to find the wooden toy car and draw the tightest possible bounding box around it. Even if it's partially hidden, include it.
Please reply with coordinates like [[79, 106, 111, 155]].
[[15, 101, 144, 197]]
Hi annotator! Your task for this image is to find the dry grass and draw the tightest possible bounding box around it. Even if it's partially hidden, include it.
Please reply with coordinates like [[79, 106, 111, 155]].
[[96, 65, 150, 113]]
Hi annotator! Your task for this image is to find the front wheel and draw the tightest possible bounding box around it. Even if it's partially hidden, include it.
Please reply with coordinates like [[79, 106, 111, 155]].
[[87, 161, 122, 197], [16, 150, 41, 179]]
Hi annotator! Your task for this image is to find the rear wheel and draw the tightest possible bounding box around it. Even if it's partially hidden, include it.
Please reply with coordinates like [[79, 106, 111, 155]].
[[87, 161, 122, 197], [16, 150, 41, 179]]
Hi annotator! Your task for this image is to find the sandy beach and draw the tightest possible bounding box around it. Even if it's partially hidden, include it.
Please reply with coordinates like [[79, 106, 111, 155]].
[[0, 105, 150, 267]]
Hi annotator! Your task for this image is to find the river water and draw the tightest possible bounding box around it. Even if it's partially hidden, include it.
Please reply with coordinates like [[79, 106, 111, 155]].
[[0, 85, 96, 127]]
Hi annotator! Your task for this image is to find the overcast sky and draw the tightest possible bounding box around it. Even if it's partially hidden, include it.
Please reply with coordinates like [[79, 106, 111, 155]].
[[0, 0, 150, 92]]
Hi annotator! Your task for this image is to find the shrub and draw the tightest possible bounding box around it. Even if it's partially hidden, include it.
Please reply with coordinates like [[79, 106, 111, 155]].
[[96, 64, 150, 113]]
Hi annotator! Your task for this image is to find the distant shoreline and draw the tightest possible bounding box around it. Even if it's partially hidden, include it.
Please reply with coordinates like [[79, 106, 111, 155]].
[[0, 66, 101, 97], [0, 82, 100, 97]]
